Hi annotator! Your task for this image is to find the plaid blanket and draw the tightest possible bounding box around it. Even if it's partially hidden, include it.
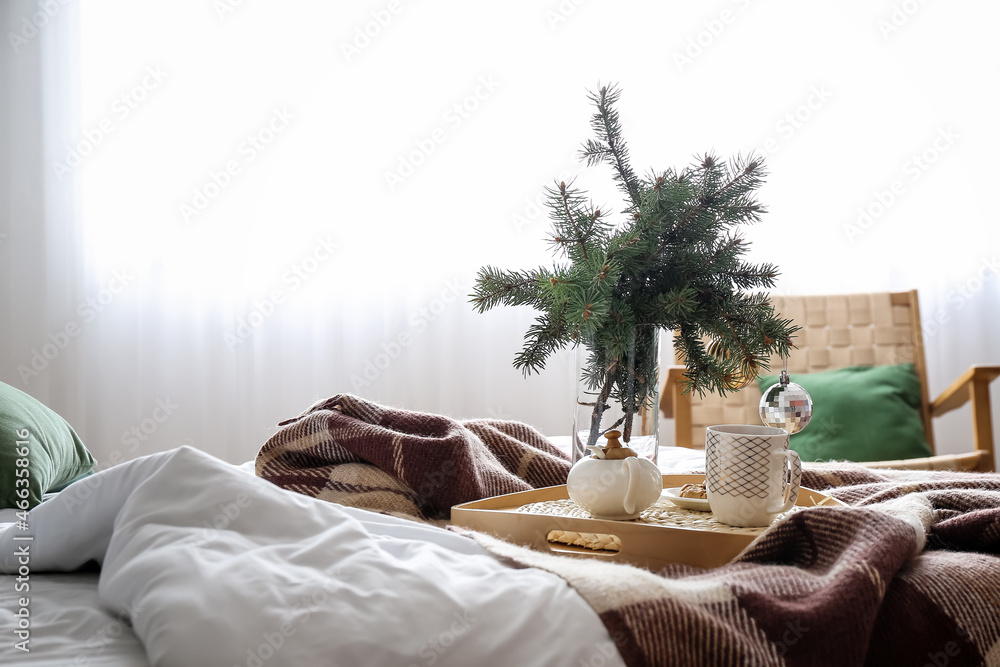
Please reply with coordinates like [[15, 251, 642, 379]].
[[257, 395, 1000, 666], [475, 466, 1000, 666], [255, 394, 570, 520]]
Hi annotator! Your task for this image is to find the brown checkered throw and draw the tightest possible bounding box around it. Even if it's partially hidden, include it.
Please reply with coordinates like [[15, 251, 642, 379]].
[[474, 464, 1000, 666], [255, 393, 570, 521], [257, 396, 1000, 666]]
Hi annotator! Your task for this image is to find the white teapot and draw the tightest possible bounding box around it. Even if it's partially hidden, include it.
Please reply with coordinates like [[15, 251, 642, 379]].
[[566, 430, 663, 520]]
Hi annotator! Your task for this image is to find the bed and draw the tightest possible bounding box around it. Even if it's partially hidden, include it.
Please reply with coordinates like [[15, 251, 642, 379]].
[[0, 449, 630, 666], [2, 394, 1000, 666]]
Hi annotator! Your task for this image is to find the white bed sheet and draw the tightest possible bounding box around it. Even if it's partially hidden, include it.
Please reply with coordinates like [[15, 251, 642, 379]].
[[0, 572, 149, 666]]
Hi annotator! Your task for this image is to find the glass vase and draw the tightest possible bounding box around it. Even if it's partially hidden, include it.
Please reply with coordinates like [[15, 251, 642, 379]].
[[571, 327, 660, 464]]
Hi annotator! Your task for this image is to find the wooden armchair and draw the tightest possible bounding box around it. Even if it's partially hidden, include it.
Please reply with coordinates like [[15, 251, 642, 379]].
[[660, 291, 998, 472]]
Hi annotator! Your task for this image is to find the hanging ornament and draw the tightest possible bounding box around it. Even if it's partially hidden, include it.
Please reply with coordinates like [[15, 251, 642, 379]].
[[759, 369, 812, 434], [707, 338, 758, 391]]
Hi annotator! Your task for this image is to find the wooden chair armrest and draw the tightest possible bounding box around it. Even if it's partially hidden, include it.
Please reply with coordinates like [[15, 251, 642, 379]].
[[931, 365, 1000, 417], [930, 365, 999, 473]]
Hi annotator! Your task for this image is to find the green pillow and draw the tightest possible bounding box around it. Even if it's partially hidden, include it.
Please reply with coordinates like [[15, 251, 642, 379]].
[[756, 364, 932, 463], [0, 381, 97, 509]]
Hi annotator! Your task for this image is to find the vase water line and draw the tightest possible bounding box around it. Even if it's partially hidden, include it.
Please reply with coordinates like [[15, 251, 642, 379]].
[[572, 328, 660, 465]]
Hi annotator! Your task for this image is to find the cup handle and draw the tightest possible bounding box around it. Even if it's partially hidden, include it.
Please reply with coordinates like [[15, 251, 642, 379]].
[[768, 449, 801, 513], [622, 457, 640, 516]]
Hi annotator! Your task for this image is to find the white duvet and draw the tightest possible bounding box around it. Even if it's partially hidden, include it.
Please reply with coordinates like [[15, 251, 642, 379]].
[[0, 447, 625, 667]]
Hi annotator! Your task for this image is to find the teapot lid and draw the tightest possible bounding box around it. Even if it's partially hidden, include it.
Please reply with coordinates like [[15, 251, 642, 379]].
[[599, 430, 638, 460]]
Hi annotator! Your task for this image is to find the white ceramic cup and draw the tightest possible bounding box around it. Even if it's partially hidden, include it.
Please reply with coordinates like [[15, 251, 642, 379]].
[[705, 424, 802, 527]]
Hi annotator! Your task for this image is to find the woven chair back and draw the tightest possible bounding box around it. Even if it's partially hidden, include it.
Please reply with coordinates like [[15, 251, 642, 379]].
[[673, 291, 933, 450]]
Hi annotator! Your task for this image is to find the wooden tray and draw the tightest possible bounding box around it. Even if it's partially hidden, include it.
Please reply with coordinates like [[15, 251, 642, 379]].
[[450, 474, 843, 571]]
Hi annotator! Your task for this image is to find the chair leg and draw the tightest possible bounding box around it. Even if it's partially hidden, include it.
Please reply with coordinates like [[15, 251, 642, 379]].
[[971, 379, 995, 473], [673, 375, 692, 448]]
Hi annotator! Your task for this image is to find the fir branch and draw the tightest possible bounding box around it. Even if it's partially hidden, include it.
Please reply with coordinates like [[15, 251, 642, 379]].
[[654, 286, 699, 322], [719, 262, 780, 290], [558, 181, 588, 260], [586, 360, 618, 448], [473, 83, 798, 409], [709, 235, 745, 263], [469, 266, 543, 313], [513, 304, 571, 376], [543, 180, 608, 262], [670, 155, 765, 235], [580, 84, 642, 209], [718, 311, 764, 383]]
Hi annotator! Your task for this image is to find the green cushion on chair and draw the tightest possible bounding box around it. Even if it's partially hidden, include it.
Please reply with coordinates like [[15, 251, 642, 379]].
[[756, 364, 933, 463], [0, 381, 97, 510]]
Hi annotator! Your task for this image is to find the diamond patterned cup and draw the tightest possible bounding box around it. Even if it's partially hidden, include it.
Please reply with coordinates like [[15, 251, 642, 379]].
[[705, 424, 801, 527]]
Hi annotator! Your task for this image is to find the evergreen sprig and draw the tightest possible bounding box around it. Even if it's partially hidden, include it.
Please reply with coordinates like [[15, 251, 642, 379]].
[[470, 84, 799, 446]]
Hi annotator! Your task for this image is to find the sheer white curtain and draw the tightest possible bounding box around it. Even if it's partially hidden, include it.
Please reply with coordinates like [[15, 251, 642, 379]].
[[0, 0, 88, 433], [2, 0, 998, 467]]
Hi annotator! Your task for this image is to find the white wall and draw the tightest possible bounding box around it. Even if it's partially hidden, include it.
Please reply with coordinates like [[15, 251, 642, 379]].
[[1, 0, 998, 467]]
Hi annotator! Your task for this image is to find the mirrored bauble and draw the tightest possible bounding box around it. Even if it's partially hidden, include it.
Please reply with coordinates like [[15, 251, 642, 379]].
[[759, 371, 812, 434]]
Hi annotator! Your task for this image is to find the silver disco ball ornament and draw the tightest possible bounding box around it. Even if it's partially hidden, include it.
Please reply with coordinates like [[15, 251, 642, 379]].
[[759, 370, 812, 434]]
